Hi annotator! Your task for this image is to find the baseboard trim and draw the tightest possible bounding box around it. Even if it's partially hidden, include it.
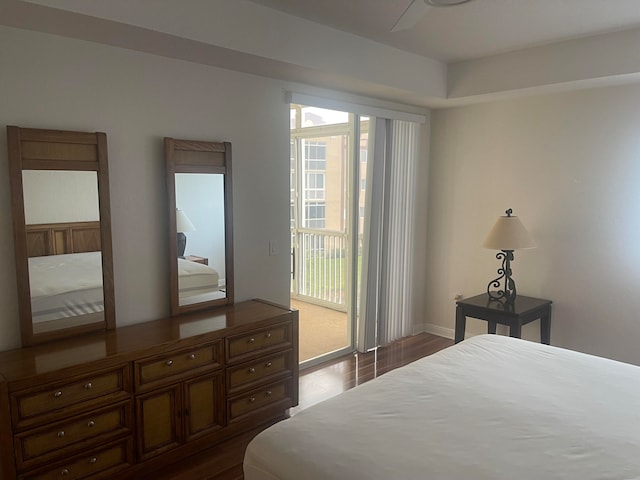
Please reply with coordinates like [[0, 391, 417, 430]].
[[414, 323, 455, 340]]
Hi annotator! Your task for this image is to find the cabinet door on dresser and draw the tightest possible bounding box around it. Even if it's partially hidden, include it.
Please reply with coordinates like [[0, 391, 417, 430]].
[[134, 341, 224, 461], [183, 373, 225, 442], [136, 384, 182, 461], [135, 372, 225, 460]]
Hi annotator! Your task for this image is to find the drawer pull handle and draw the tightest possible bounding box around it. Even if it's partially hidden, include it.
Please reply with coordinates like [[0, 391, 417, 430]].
[[90, 457, 98, 465], [57, 431, 65, 438], [61, 468, 70, 476], [249, 396, 256, 403], [248, 337, 255, 344], [266, 390, 273, 396], [188, 353, 196, 360], [248, 367, 256, 374], [84, 382, 93, 390], [87, 420, 95, 428], [266, 332, 272, 339], [54, 391, 63, 398], [166, 360, 174, 366], [265, 361, 273, 368]]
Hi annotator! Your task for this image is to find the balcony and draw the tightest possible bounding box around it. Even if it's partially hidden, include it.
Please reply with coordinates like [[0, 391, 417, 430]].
[[291, 229, 353, 362], [292, 299, 348, 362]]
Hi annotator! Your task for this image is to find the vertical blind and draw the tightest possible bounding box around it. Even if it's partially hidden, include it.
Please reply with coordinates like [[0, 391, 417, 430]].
[[359, 119, 421, 350], [380, 120, 419, 345]]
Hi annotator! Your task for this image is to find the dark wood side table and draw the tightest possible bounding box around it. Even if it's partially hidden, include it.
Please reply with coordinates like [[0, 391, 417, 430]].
[[185, 255, 208, 265], [455, 293, 552, 344]]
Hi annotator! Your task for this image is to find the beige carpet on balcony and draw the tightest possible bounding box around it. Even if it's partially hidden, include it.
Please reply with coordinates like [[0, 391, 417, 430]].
[[291, 299, 349, 362]]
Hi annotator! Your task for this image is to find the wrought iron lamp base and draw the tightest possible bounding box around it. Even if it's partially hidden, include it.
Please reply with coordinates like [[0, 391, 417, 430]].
[[486, 249, 517, 303]]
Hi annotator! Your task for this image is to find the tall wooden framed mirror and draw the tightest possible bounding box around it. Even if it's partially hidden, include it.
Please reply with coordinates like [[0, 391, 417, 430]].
[[165, 137, 234, 316], [7, 126, 115, 346]]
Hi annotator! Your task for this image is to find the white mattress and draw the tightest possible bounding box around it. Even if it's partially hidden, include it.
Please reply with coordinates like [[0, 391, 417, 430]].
[[244, 334, 640, 480], [29, 252, 104, 325], [178, 257, 219, 300]]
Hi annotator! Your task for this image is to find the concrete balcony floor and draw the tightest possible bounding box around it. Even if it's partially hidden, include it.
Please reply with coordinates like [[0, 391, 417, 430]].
[[291, 298, 349, 362]]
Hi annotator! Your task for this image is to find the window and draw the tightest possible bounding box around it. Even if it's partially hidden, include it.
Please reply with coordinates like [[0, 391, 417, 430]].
[[305, 172, 325, 200], [305, 203, 325, 228], [305, 141, 326, 170], [306, 172, 325, 189]]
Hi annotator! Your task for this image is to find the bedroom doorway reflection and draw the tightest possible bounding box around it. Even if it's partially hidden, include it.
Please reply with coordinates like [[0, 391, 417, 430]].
[[290, 103, 369, 366]]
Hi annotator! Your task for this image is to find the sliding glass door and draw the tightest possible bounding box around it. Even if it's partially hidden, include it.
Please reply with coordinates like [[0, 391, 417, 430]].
[[290, 104, 369, 366]]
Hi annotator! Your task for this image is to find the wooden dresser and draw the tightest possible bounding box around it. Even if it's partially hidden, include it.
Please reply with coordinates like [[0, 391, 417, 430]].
[[0, 299, 298, 479]]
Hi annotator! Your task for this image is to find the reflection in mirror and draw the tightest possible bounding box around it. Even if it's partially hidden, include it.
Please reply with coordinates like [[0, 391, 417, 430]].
[[23, 170, 105, 334], [35, 340, 107, 373], [176, 173, 226, 306], [8, 126, 115, 346], [165, 137, 233, 316], [178, 313, 227, 338]]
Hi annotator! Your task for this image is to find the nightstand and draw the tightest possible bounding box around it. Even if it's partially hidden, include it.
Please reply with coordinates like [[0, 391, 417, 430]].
[[185, 255, 208, 265], [455, 293, 551, 345]]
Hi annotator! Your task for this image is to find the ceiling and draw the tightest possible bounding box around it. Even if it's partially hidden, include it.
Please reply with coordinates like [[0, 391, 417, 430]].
[[5, 0, 640, 108], [248, 0, 640, 63]]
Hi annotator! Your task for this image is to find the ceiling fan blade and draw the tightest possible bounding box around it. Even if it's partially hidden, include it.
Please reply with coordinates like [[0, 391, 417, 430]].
[[391, 0, 431, 32]]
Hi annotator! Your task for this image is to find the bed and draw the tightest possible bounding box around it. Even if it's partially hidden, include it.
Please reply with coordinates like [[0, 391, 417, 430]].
[[244, 334, 640, 480], [26, 221, 221, 326], [30, 253, 221, 327], [26, 222, 105, 332], [177, 257, 220, 304], [29, 251, 105, 329]]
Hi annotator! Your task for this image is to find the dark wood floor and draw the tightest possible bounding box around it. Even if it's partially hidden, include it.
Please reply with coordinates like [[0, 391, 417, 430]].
[[149, 332, 453, 480]]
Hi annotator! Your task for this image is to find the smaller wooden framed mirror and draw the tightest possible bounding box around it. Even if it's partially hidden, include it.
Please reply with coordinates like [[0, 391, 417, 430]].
[[7, 126, 115, 346], [165, 137, 234, 316]]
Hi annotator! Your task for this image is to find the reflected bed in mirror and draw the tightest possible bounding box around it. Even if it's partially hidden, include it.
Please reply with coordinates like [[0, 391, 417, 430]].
[[165, 138, 234, 316], [28, 225, 105, 334], [7, 126, 115, 346]]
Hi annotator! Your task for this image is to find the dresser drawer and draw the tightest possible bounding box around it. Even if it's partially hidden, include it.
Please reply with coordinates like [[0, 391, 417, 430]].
[[12, 366, 131, 428], [21, 438, 132, 480], [227, 350, 293, 393], [15, 402, 132, 470], [226, 323, 292, 362], [135, 341, 222, 391], [227, 378, 292, 422]]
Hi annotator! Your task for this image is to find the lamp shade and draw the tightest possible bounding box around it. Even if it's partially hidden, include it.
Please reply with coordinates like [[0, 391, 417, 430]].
[[483, 213, 536, 250], [176, 208, 196, 233]]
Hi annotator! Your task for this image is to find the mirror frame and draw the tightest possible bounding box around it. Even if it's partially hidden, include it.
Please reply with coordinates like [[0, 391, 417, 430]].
[[7, 126, 115, 346], [165, 137, 234, 316]]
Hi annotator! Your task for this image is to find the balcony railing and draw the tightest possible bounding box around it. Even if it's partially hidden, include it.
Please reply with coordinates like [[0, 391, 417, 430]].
[[292, 228, 348, 309]]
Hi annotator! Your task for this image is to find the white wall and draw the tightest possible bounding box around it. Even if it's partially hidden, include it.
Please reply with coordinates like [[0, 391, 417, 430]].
[[425, 83, 640, 365], [0, 25, 292, 350]]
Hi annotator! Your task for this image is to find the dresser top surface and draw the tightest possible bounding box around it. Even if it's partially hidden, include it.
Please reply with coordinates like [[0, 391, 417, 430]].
[[0, 299, 295, 382]]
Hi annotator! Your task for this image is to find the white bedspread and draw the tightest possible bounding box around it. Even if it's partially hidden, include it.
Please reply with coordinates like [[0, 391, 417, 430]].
[[244, 334, 640, 480], [29, 251, 103, 297], [29, 252, 104, 324], [178, 257, 219, 299]]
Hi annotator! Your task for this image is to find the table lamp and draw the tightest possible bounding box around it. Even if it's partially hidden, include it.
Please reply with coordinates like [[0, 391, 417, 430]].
[[483, 208, 536, 303], [176, 208, 196, 258]]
